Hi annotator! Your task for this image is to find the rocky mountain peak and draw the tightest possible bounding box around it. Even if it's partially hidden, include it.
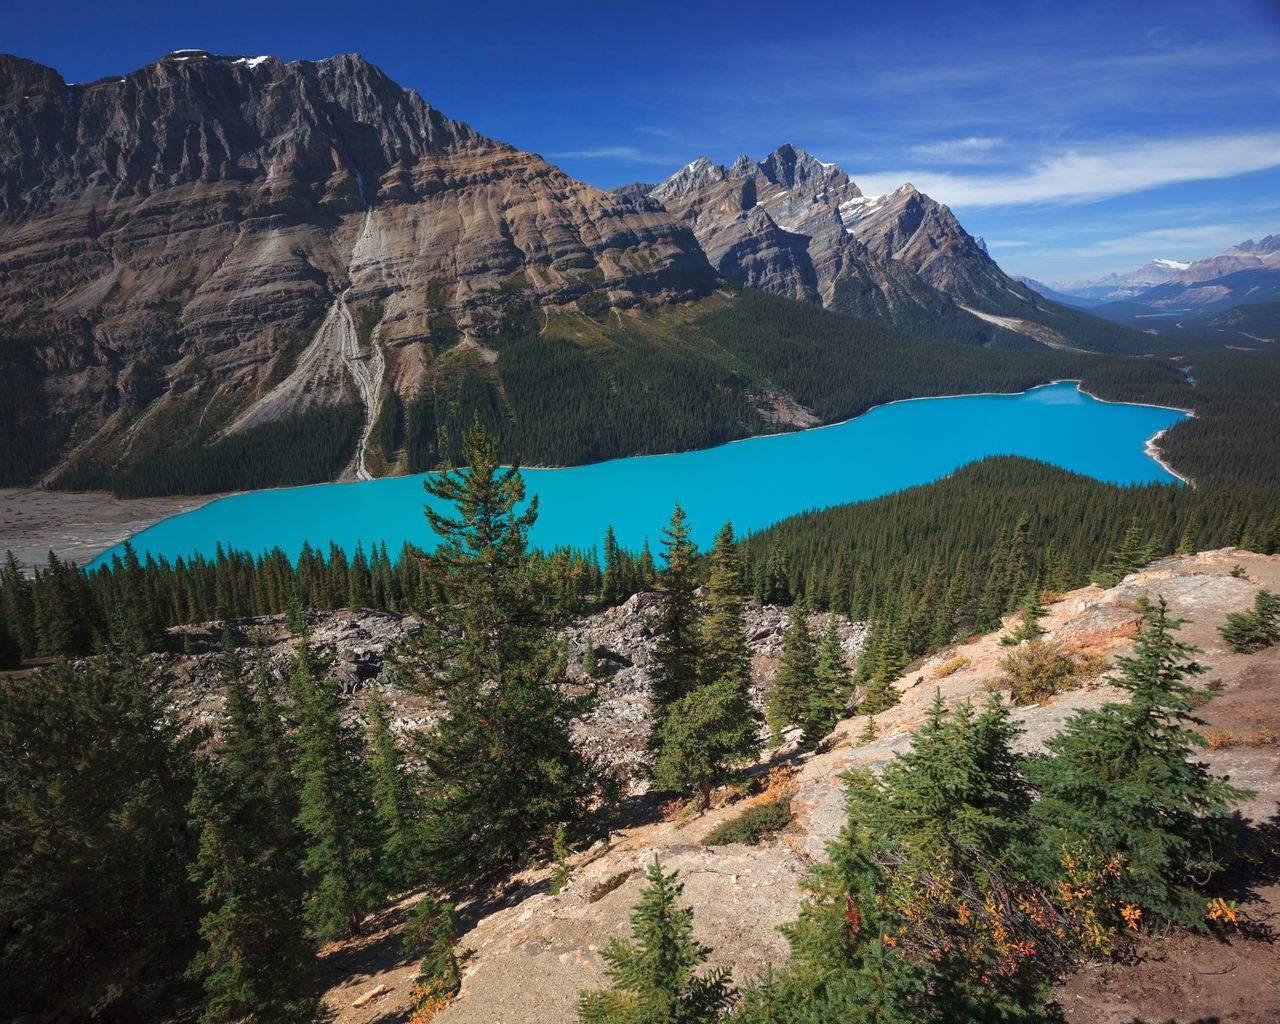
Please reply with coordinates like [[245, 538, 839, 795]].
[[757, 143, 839, 190], [0, 53, 66, 100], [649, 155, 728, 203]]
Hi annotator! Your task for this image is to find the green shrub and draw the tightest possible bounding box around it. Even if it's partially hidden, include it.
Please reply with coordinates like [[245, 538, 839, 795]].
[[1219, 589, 1280, 653], [700, 797, 792, 847], [997, 640, 1105, 705]]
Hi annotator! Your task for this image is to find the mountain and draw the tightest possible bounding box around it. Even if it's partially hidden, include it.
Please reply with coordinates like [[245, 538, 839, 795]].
[[0, 55, 1172, 496], [1013, 276, 1104, 308], [1113, 235, 1280, 313], [627, 144, 1146, 352], [0, 51, 715, 486], [1053, 259, 1191, 303]]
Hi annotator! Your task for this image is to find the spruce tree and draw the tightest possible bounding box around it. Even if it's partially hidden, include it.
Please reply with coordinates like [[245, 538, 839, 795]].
[[401, 418, 598, 885], [1000, 588, 1048, 647], [1219, 588, 1280, 653], [810, 613, 853, 744], [577, 858, 734, 1024], [367, 687, 426, 893], [187, 762, 317, 1024], [699, 522, 751, 688], [766, 594, 819, 744], [650, 505, 702, 737], [736, 696, 1059, 1023], [1030, 597, 1252, 926], [652, 675, 760, 811], [0, 656, 204, 1021], [653, 521, 760, 809], [291, 637, 381, 939]]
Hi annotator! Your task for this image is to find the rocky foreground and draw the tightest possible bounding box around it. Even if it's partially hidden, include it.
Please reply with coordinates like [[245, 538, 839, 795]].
[[159, 591, 868, 784], [285, 549, 1278, 1024]]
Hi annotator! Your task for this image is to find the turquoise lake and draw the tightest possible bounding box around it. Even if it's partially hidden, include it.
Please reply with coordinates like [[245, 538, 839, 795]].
[[88, 383, 1186, 569]]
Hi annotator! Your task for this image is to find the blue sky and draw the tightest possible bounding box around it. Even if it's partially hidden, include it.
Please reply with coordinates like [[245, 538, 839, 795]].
[[7, 0, 1280, 284]]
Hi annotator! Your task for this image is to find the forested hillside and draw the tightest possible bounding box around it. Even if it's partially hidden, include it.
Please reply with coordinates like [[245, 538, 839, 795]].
[[364, 287, 1203, 475]]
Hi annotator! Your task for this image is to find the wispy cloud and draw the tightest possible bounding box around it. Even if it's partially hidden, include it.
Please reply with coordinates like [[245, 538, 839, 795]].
[[857, 132, 1280, 208], [910, 137, 1004, 163], [546, 145, 674, 163]]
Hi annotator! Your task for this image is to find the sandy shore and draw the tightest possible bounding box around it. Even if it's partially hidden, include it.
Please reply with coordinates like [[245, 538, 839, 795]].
[[0, 488, 226, 573]]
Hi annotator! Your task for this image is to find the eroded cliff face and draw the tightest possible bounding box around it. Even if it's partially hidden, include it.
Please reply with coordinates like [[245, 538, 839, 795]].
[[645, 143, 1025, 315], [0, 51, 715, 481]]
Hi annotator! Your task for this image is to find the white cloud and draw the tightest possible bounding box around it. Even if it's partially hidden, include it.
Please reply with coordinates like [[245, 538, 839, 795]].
[[546, 145, 673, 163], [855, 132, 1280, 208], [909, 136, 1004, 162]]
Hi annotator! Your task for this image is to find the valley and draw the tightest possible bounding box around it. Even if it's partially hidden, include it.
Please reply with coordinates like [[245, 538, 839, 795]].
[[2, 27, 1279, 1024]]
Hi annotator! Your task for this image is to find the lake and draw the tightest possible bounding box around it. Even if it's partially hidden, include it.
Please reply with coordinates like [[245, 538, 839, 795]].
[[88, 382, 1186, 568]]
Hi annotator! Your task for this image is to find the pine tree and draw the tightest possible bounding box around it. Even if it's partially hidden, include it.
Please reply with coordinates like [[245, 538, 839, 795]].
[[291, 637, 381, 939], [810, 613, 853, 744], [650, 505, 702, 735], [766, 593, 819, 745], [367, 687, 425, 893], [402, 418, 598, 885], [1000, 588, 1048, 647], [1031, 597, 1253, 926], [0, 656, 204, 1021], [577, 858, 734, 1024]]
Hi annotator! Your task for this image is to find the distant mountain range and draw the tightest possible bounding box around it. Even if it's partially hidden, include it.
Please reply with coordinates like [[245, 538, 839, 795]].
[[0, 50, 1163, 491], [1021, 237, 1280, 317]]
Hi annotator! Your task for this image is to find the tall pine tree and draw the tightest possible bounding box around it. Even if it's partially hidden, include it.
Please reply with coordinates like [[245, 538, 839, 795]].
[[402, 418, 599, 885]]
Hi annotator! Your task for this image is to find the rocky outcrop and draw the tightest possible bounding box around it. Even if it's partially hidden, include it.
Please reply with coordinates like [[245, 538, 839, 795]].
[[0, 51, 716, 481], [152, 593, 869, 781]]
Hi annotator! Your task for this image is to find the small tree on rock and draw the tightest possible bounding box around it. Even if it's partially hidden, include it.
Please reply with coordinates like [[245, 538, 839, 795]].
[[577, 858, 734, 1024]]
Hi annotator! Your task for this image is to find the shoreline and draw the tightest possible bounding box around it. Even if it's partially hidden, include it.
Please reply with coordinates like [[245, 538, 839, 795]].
[[3, 380, 1194, 571], [0, 488, 231, 574]]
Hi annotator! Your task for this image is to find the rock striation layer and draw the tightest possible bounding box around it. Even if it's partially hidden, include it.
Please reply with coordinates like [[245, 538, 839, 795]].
[[0, 51, 715, 481]]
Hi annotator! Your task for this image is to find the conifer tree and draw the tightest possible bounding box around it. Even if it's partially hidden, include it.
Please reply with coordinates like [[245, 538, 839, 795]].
[[187, 691, 316, 1024], [577, 858, 734, 1024], [1031, 597, 1252, 926], [652, 674, 760, 811], [1090, 516, 1156, 588], [1000, 588, 1048, 647], [857, 620, 904, 716], [402, 418, 598, 885], [810, 613, 853, 744], [735, 696, 1059, 1023], [650, 505, 702, 734], [291, 637, 381, 939], [766, 594, 819, 744], [699, 522, 751, 688], [367, 687, 426, 893], [1219, 588, 1280, 653], [652, 521, 761, 809], [639, 539, 657, 589], [0, 551, 35, 662], [0, 657, 204, 1021]]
